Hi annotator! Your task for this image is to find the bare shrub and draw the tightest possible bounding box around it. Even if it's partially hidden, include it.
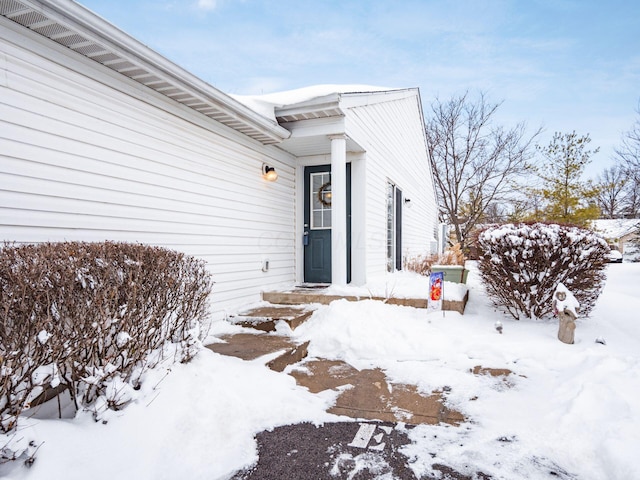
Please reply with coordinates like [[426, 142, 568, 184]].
[[0, 241, 212, 437], [405, 244, 467, 276], [404, 254, 437, 276], [438, 243, 466, 266], [477, 223, 609, 320]]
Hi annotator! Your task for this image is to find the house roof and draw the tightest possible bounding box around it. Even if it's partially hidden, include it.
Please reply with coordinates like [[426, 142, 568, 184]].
[[0, 0, 291, 145], [591, 219, 640, 240], [232, 85, 415, 123], [233, 86, 422, 157]]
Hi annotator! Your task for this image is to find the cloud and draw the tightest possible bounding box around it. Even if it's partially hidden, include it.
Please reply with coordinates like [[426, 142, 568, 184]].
[[196, 0, 217, 11]]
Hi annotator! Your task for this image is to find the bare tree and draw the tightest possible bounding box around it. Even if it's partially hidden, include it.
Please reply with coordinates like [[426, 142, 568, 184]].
[[482, 202, 505, 223], [616, 101, 640, 218], [425, 91, 540, 250], [616, 101, 640, 171], [595, 164, 627, 218], [507, 189, 545, 222], [622, 177, 640, 218]]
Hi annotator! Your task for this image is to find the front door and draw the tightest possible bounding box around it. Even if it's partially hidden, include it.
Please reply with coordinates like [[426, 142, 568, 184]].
[[303, 165, 351, 283]]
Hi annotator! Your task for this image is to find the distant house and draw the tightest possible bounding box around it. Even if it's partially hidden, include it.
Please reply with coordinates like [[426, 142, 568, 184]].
[[591, 219, 640, 254], [0, 0, 439, 316]]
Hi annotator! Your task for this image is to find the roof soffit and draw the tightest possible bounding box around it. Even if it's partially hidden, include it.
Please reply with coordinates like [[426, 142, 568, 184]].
[[274, 94, 344, 123]]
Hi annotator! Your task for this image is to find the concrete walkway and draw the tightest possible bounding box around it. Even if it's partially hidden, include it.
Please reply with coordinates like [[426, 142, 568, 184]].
[[207, 303, 501, 479], [207, 304, 469, 425]]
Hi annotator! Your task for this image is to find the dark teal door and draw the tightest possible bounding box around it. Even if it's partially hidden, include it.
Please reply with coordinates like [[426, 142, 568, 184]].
[[303, 165, 351, 283], [304, 165, 332, 283]]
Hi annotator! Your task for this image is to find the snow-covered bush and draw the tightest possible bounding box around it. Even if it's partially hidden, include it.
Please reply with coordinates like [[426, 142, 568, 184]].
[[476, 223, 609, 320], [0, 241, 212, 440]]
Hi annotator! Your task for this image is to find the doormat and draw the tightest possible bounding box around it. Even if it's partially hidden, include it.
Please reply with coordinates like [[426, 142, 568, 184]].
[[295, 284, 330, 289]]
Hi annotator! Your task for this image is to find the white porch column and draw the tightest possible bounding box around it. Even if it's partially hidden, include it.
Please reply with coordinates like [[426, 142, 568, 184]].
[[330, 134, 347, 285]]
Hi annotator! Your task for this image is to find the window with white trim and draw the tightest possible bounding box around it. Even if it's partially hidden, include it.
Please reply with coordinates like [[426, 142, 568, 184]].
[[310, 172, 332, 230], [386, 181, 403, 272]]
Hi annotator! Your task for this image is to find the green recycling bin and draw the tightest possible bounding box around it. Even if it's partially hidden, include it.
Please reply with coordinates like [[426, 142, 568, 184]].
[[431, 265, 469, 284]]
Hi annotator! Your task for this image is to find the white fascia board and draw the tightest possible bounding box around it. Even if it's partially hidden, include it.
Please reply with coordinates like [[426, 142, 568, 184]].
[[21, 0, 290, 143], [274, 89, 419, 123], [274, 93, 343, 120], [281, 116, 346, 138]]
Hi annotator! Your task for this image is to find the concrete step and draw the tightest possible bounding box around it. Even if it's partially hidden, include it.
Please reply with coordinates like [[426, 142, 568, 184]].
[[206, 333, 311, 373], [206, 333, 298, 361], [227, 304, 316, 332]]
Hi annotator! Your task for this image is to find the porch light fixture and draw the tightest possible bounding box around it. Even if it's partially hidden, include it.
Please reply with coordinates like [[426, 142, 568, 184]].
[[262, 164, 278, 182], [404, 198, 411, 204]]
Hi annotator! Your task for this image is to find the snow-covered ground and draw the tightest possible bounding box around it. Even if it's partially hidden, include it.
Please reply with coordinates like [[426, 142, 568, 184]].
[[322, 270, 469, 301], [4, 262, 639, 480]]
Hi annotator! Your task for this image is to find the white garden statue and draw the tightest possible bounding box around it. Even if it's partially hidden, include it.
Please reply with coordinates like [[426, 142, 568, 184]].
[[553, 283, 580, 344]]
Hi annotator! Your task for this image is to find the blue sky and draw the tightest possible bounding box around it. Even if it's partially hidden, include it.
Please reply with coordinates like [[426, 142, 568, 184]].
[[79, 0, 639, 177]]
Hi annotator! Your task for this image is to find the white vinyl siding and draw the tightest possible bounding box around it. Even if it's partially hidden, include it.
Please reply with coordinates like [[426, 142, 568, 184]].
[[344, 92, 438, 277], [0, 20, 296, 316]]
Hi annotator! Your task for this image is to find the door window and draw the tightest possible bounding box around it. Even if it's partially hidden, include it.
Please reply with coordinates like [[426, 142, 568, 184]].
[[311, 172, 332, 230]]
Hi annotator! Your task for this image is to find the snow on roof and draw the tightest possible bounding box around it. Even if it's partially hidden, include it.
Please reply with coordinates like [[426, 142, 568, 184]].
[[231, 84, 399, 121], [591, 219, 640, 240]]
